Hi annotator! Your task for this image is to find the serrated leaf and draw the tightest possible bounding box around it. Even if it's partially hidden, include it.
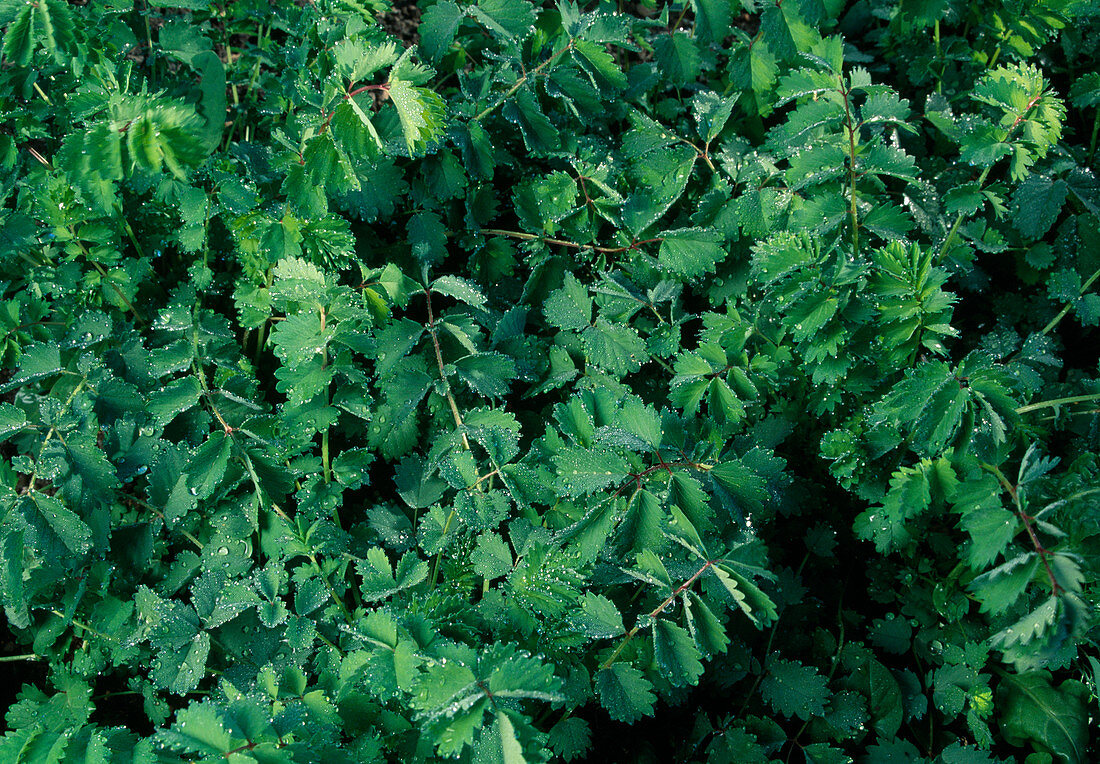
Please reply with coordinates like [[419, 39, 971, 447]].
[[997, 671, 1088, 764], [388, 78, 446, 155], [595, 663, 656, 723], [761, 658, 829, 720], [658, 227, 726, 279], [553, 446, 629, 496], [573, 592, 624, 639], [652, 619, 705, 686]]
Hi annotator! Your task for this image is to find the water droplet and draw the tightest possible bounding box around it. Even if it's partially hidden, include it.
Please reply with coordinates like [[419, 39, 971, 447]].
[[217, 546, 229, 555], [188, 486, 199, 496]]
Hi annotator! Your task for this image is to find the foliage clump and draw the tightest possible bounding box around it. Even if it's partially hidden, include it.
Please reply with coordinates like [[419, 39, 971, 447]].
[[0, 0, 1099, 761]]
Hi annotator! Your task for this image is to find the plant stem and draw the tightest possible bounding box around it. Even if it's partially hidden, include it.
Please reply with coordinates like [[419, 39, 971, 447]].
[[982, 464, 1060, 595], [1016, 392, 1100, 415], [598, 558, 716, 670], [1039, 265, 1100, 336], [310, 554, 352, 619], [321, 307, 332, 486], [1089, 108, 1099, 166], [473, 41, 574, 122], [481, 228, 663, 253], [423, 285, 480, 589], [73, 235, 146, 325], [123, 494, 204, 550], [936, 92, 1043, 263], [424, 287, 472, 452], [25, 379, 87, 492], [0, 654, 39, 662], [933, 20, 942, 93], [32, 81, 52, 105], [840, 73, 860, 253]]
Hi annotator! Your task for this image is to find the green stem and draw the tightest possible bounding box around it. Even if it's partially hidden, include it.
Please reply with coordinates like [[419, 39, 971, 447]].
[[987, 44, 1001, 69], [1016, 392, 1100, 415], [115, 204, 146, 260], [224, 23, 267, 148], [598, 559, 715, 670], [933, 20, 942, 93], [0, 654, 39, 663], [473, 41, 573, 122], [1039, 265, 1100, 336], [144, 14, 155, 81], [980, 463, 1060, 595], [1088, 109, 1099, 166], [124, 494, 205, 550], [429, 508, 457, 588], [321, 308, 332, 487], [322, 429, 331, 484], [26, 379, 87, 491], [76, 239, 146, 325], [32, 81, 52, 105], [669, 1, 690, 32], [310, 554, 352, 620], [51, 610, 116, 643], [936, 92, 1043, 264], [482, 228, 663, 253], [840, 74, 860, 253]]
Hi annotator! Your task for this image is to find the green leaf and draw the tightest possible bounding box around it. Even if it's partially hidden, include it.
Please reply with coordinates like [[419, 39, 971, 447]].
[[760, 658, 829, 720], [408, 210, 448, 266], [0, 402, 28, 441], [157, 701, 233, 756], [472, 533, 513, 579], [187, 432, 232, 500], [1012, 174, 1068, 239], [4, 342, 61, 391], [997, 672, 1089, 764], [595, 663, 656, 723], [969, 553, 1039, 615], [472, 711, 527, 764], [453, 352, 516, 398], [653, 32, 701, 86], [502, 88, 560, 154], [433, 275, 487, 309], [388, 78, 446, 155], [24, 493, 92, 555], [652, 619, 705, 686], [357, 548, 428, 601], [711, 564, 778, 627], [582, 318, 645, 376], [693, 0, 732, 43], [544, 273, 592, 332], [547, 717, 591, 762], [573, 592, 624, 639], [572, 39, 627, 92], [419, 0, 463, 62], [1, 0, 73, 65], [148, 376, 202, 427], [553, 446, 629, 496], [1, 529, 28, 629], [471, 0, 537, 40], [658, 227, 726, 279]]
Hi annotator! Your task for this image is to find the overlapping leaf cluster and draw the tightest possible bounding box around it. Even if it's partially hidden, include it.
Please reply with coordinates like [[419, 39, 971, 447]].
[[1, 0, 1099, 761]]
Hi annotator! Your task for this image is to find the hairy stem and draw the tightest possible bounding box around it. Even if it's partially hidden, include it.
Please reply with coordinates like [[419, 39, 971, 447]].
[[473, 41, 574, 122], [1039, 265, 1100, 337], [936, 92, 1043, 263], [1016, 392, 1100, 415], [598, 559, 716, 670], [983, 464, 1060, 595], [840, 74, 860, 253]]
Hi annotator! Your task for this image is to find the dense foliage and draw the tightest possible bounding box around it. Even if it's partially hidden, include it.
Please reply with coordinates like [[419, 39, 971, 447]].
[[1, 0, 1099, 760]]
